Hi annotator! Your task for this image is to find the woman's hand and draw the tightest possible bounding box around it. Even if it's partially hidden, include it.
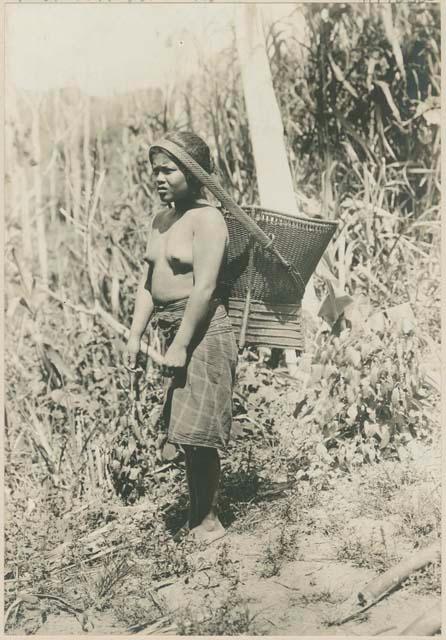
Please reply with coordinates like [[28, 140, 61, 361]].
[[124, 335, 141, 372], [163, 343, 187, 369]]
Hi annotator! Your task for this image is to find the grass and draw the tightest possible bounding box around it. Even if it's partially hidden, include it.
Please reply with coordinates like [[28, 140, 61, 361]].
[[298, 589, 343, 606], [175, 592, 259, 636], [5, 435, 441, 635], [257, 527, 300, 578], [334, 531, 399, 573], [4, 7, 441, 628], [313, 446, 441, 589]]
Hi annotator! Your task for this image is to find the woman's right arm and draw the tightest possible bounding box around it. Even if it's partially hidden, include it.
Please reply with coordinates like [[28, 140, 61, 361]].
[[125, 263, 154, 370]]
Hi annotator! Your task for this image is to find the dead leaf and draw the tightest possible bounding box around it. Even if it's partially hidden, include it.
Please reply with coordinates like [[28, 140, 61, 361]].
[[318, 280, 354, 326]]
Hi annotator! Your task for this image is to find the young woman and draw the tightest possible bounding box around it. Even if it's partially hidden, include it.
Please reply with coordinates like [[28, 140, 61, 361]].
[[124, 131, 237, 543]]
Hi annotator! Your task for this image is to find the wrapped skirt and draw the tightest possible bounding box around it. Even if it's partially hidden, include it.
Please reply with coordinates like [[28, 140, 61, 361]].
[[154, 299, 238, 450]]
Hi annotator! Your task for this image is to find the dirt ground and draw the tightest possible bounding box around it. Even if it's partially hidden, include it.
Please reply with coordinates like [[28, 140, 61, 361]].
[[30, 525, 439, 637], [22, 440, 440, 637]]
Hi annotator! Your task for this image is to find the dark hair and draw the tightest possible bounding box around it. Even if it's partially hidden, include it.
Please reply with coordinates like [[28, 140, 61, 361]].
[[149, 130, 213, 195]]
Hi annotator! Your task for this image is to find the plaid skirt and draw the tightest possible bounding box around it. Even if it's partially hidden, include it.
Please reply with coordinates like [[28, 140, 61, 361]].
[[154, 298, 238, 450]]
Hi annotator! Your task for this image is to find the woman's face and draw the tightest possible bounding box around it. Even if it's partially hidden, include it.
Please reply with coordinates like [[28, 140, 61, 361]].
[[151, 151, 190, 204]]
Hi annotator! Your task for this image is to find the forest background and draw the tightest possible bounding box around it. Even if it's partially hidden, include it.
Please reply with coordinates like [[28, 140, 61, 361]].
[[3, 2, 442, 635]]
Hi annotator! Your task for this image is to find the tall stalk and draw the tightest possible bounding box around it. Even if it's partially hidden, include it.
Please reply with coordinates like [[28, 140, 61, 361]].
[[83, 95, 93, 218], [19, 167, 34, 268], [70, 105, 81, 222], [30, 98, 48, 286]]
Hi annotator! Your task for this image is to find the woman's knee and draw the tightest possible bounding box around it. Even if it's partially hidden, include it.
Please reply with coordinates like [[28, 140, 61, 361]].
[[184, 444, 218, 462]]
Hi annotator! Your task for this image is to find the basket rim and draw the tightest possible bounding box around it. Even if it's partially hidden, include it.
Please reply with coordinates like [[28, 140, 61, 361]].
[[222, 204, 338, 230]]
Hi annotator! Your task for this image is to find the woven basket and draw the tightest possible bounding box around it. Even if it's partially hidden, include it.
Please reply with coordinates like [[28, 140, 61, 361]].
[[148, 139, 338, 350], [220, 206, 338, 349]]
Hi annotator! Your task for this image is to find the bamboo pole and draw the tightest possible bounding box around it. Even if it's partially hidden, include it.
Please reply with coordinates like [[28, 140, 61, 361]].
[[357, 542, 441, 606], [330, 541, 441, 626]]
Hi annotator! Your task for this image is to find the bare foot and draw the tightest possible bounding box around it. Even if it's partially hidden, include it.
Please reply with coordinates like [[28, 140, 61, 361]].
[[188, 518, 226, 545]]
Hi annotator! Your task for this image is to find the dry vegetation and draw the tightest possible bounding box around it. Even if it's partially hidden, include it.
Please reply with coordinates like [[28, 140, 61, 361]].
[[4, 4, 441, 635]]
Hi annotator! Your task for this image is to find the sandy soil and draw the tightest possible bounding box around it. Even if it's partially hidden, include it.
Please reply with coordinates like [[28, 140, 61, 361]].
[[27, 524, 439, 636]]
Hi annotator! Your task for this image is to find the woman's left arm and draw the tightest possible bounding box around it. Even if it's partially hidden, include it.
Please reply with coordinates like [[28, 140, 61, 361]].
[[163, 208, 228, 367]]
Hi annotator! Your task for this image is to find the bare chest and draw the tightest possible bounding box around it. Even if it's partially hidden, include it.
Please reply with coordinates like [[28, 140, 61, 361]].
[[147, 215, 194, 267]]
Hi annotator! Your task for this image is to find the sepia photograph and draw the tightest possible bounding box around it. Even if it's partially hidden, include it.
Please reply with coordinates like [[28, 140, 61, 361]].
[[3, 1, 442, 636]]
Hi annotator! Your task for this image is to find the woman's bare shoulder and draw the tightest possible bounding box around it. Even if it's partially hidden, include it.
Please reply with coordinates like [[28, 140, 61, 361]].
[[191, 205, 227, 230]]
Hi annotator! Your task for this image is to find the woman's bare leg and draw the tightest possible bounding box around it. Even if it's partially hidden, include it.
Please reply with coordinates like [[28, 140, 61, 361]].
[[185, 445, 225, 543], [173, 446, 199, 541], [184, 446, 199, 529]]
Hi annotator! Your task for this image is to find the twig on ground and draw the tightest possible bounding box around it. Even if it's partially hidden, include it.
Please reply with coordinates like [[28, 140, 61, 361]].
[[126, 614, 173, 634], [31, 592, 84, 614], [153, 463, 176, 475], [146, 589, 165, 615], [272, 580, 300, 592], [304, 566, 324, 576], [372, 625, 397, 635]]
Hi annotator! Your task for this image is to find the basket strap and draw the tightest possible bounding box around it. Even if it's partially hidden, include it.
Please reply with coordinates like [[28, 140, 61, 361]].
[[149, 139, 306, 296]]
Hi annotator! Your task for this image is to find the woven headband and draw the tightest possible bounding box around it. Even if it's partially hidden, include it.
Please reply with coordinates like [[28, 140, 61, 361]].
[[149, 139, 305, 294]]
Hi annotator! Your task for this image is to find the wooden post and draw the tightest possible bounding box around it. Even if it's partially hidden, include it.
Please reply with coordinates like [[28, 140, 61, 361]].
[[235, 5, 297, 215], [235, 5, 318, 371]]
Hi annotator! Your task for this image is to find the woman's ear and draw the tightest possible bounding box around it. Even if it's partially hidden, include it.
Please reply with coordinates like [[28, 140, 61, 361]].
[[188, 176, 203, 196]]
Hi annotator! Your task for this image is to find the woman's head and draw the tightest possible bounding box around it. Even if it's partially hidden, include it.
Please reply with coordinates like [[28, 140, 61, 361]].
[[149, 131, 212, 203]]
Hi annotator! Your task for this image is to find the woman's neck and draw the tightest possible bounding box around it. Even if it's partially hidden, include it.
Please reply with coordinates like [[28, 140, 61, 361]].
[[172, 196, 208, 215]]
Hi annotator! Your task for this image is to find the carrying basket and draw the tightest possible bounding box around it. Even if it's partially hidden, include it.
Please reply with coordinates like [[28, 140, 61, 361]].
[[221, 206, 338, 349], [149, 139, 338, 350]]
